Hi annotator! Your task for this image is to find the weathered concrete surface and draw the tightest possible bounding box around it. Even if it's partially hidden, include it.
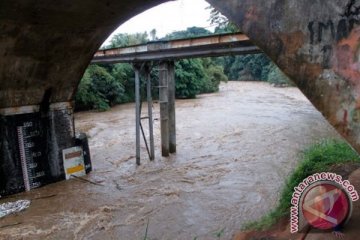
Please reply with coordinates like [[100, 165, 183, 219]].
[[207, 0, 360, 152]]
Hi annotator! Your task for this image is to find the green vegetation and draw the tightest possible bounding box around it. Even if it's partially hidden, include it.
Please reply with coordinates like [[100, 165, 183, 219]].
[[174, 59, 206, 99], [166, 28, 228, 99], [243, 139, 360, 231], [175, 58, 227, 99], [75, 27, 229, 111], [75, 65, 125, 111], [214, 54, 292, 85], [106, 32, 149, 48], [143, 219, 150, 240], [75, 7, 293, 111], [267, 64, 293, 86], [209, 6, 293, 85], [163, 26, 212, 40], [213, 228, 225, 239], [214, 54, 270, 81]]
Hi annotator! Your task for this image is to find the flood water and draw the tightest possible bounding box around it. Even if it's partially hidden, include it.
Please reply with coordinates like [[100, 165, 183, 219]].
[[0, 82, 340, 239]]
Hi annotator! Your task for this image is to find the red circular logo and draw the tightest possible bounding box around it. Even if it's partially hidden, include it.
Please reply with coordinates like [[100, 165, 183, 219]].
[[301, 182, 350, 230]]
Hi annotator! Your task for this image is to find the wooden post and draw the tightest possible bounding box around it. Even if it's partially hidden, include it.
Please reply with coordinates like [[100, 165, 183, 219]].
[[159, 62, 169, 157], [134, 65, 141, 165], [146, 64, 155, 160], [168, 61, 176, 153]]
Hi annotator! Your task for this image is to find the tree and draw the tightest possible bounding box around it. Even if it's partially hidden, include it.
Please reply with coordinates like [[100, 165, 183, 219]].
[[175, 59, 205, 98], [107, 32, 149, 48], [229, 54, 271, 81], [150, 28, 157, 41], [207, 6, 240, 34], [75, 28, 230, 111], [111, 63, 137, 103], [267, 64, 294, 86], [75, 65, 125, 111], [163, 27, 212, 40], [75, 69, 108, 111], [162, 27, 228, 98], [201, 58, 228, 93], [207, 6, 229, 29], [206, 6, 293, 85]]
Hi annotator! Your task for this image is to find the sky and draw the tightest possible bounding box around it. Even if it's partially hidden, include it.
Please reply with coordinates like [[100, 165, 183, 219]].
[[102, 0, 214, 46]]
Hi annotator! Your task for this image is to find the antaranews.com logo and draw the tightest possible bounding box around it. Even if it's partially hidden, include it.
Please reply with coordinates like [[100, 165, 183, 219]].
[[290, 172, 359, 233]]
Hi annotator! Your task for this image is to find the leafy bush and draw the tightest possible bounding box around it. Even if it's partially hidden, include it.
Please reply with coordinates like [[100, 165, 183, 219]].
[[201, 59, 228, 93], [229, 54, 271, 81], [75, 65, 124, 111], [163, 27, 212, 40], [91, 65, 125, 105], [111, 63, 136, 103], [105, 32, 149, 48], [75, 70, 108, 111], [175, 59, 205, 99], [174, 58, 228, 98]]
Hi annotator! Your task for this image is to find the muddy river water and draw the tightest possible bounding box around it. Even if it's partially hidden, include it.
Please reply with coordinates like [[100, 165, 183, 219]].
[[0, 82, 341, 239]]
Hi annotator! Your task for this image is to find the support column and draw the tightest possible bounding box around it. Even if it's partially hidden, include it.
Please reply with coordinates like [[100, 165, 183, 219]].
[[167, 61, 176, 153], [146, 65, 155, 160], [159, 62, 169, 157], [134, 65, 141, 165], [47, 102, 75, 181]]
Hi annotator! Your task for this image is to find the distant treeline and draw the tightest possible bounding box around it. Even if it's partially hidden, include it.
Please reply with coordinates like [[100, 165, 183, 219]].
[[75, 25, 292, 111]]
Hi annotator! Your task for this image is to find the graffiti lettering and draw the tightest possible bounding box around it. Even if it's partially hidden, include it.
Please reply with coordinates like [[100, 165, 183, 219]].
[[308, 22, 315, 44], [318, 21, 335, 43], [307, 20, 335, 68], [309, 20, 341, 44], [337, 19, 349, 41], [321, 45, 333, 68], [309, 19, 359, 44], [309, 0, 360, 44], [342, 0, 360, 19], [306, 0, 360, 68]]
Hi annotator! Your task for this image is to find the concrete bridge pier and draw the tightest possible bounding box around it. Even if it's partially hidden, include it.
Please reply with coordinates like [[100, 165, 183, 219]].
[[134, 64, 142, 165], [167, 61, 176, 154], [159, 61, 176, 157], [145, 64, 156, 161], [159, 62, 170, 157], [0, 102, 75, 196]]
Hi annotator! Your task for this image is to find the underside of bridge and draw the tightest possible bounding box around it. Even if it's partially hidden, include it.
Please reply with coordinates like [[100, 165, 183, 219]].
[[0, 0, 359, 195]]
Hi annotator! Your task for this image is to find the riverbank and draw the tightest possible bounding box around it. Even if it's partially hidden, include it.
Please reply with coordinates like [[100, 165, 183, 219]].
[[234, 166, 360, 240]]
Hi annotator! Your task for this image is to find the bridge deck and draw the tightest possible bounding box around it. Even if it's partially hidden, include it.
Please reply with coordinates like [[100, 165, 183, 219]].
[[92, 32, 261, 63]]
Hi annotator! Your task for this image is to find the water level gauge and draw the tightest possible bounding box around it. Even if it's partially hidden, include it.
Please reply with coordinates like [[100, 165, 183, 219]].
[[15, 115, 48, 191]]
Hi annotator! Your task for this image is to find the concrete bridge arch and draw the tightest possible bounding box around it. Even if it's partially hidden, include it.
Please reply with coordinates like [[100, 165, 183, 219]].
[[0, 0, 359, 195]]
